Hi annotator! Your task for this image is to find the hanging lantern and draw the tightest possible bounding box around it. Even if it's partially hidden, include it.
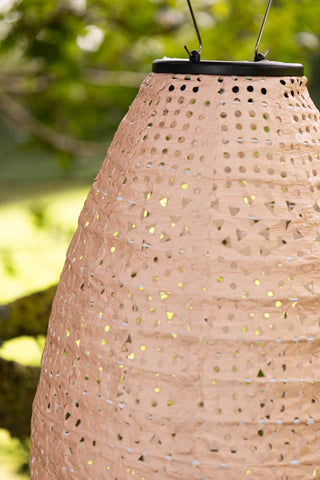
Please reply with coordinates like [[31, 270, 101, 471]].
[[30, 1, 320, 479]]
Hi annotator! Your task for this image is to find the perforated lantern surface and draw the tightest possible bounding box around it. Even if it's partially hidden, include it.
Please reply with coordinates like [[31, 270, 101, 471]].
[[31, 72, 320, 479]]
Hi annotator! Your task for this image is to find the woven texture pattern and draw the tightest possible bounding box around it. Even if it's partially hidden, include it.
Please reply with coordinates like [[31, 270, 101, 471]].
[[31, 73, 320, 479]]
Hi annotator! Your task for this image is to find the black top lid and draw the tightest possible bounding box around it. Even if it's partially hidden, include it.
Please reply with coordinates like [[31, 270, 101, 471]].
[[152, 58, 304, 77]]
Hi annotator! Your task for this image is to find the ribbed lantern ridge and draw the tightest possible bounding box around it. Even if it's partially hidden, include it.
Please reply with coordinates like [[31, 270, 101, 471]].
[[31, 73, 320, 479]]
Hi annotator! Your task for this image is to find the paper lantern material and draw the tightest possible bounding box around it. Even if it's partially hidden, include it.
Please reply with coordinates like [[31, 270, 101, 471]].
[[30, 73, 320, 479]]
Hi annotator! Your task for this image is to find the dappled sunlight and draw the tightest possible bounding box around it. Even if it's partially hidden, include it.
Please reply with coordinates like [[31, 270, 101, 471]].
[[0, 187, 88, 303], [0, 335, 45, 367], [77, 25, 105, 52], [0, 429, 29, 480]]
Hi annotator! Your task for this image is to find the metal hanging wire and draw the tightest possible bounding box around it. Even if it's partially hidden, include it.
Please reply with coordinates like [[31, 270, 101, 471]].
[[184, 0, 273, 63], [254, 0, 273, 61], [184, 0, 202, 63]]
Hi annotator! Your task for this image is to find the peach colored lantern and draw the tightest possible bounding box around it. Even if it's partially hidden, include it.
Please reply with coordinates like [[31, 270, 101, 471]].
[[30, 9, 320, 480]]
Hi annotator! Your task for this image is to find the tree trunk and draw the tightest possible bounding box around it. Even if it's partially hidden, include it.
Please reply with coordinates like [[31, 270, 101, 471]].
[[0, 357, 40, 439]]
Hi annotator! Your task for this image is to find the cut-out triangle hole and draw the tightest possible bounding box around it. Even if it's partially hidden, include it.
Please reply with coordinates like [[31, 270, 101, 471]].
[[211, 199, 219, 211], [281, 219, 291, 230], [240, 246, 251, 257], [264, 201, 275, 213], [314, 202, 320, 213], [259, 228, 270, 240], [221, 236, 231, 248], [304, 283, 314, 293], [286, 201, 296, 211], [170, 215, 181, 225], [143, 191, 153, 201], [160, 231, 171, 242], [277, 236, 287, 247], [229, 207, 240, 217], [293, 229, 303, 239], [181, 197, 191, 208], [236, 229, 248, 241], [213, 220, 224, 231]]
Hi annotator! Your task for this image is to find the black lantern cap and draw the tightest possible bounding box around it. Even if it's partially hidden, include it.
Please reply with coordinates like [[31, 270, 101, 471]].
[[153, 0, 304, 77], [152, 58, 304, 77]]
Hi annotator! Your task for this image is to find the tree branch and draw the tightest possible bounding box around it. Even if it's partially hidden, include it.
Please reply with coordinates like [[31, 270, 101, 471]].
[[0, 286, 55, 343], [0, 93, 104, 157]]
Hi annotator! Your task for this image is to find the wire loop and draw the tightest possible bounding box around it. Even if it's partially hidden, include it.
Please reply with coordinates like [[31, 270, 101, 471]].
[[184, 0, 202, 63], [254, 0, 273, 62]]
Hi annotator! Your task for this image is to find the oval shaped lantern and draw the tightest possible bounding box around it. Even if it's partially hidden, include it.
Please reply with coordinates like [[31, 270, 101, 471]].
[[30, 3, 320, 480]]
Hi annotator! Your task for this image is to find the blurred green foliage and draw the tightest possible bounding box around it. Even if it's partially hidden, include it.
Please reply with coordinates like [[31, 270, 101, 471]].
[[0, 0, 320, 158]]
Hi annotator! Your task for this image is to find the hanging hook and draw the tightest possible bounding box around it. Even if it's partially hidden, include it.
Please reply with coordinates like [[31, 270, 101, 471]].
[[184, 0, 202, 63], [254, 0, 272, 62]]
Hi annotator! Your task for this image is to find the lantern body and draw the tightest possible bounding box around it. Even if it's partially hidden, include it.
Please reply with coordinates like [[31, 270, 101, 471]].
[[30, 73, 320, 479]]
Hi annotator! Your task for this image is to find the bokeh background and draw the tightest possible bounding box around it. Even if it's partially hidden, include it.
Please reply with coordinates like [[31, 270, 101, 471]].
[[1, 0, 320, 478]]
